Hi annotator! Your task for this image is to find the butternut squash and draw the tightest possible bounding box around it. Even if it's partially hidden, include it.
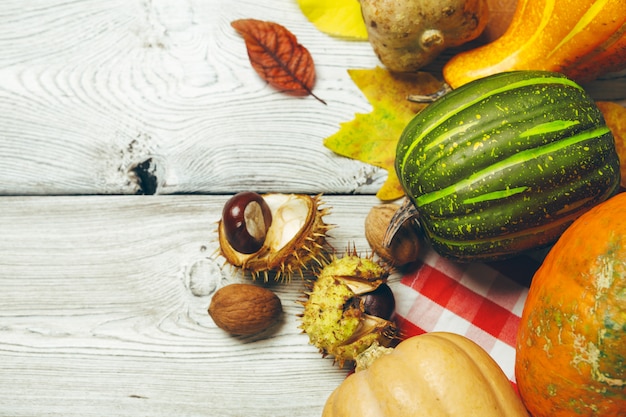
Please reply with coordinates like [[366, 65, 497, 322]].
[[323, 332, 530, 417]]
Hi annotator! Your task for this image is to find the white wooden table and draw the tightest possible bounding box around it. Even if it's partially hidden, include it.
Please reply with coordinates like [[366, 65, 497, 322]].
[[1, 1, 624, 416]]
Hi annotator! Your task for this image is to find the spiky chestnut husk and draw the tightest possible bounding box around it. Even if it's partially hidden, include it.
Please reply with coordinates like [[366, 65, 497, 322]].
[[218, 193, 333, 281], [299, 250, 398, 367]]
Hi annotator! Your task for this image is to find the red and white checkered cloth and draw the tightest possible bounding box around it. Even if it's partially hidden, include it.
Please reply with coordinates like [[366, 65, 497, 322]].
[[391, 245, 544, 387]]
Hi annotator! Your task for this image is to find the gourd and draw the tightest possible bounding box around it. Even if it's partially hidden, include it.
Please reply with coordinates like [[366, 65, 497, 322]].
[[476, 0, 517, 43], [515, 192, 626, 417], [322, 332, 530, 417], [393, 70, 620, 262], [359, 0, 489, 72], [443, 0, 626, 88], [597, 101, 626, 188]]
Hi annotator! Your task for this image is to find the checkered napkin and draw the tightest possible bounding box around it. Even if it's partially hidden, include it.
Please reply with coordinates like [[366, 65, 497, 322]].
[[391, 246, 544, 386]]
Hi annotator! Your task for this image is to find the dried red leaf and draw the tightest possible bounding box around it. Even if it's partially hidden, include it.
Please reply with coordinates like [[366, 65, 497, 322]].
[[231, 19, 325, 104]]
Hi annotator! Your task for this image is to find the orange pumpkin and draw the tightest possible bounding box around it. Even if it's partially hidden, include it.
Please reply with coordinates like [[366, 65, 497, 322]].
[[597, 101, 626, 189], [443, 0, 626, 88], [515, 192, 626, 417]]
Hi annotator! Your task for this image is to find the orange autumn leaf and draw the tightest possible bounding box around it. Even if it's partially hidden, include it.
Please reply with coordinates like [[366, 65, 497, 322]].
[[324, 67, 441, 201], [597, 101, 626, 188], [231, 19, 325, 104]]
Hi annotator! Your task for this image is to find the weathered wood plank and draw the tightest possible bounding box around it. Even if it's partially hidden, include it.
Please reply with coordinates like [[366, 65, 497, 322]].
[[0, 194, 385, 417], [0, 0, 380, 196], [1, 0, 623, 196]]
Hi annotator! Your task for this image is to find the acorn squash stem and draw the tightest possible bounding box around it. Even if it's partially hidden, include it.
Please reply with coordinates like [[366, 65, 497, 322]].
[[407, 83, 452, 103], [383, 197, 421, 249]]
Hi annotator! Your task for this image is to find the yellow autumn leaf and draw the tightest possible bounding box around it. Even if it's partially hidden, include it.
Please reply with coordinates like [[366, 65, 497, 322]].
[[324, 67, 442, 201], [297, 0, 368, 40]]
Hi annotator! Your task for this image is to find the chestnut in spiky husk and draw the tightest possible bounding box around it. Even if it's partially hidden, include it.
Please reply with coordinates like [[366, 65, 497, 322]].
[[218, 192, 333, 281], [299, 251, 398, 367]]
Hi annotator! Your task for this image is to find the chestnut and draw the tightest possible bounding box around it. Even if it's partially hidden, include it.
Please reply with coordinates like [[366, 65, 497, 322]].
[[362, 283, 395, 321], [221, 192, 272, 254]]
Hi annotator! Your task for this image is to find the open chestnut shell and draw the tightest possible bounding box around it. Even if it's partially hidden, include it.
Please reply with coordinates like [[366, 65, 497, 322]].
[[218, 193, 333, 281], [299, 251, 398, 367]]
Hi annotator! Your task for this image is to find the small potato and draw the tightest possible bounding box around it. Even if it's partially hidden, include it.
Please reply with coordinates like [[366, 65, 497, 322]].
[[359, 0, 489, 72]]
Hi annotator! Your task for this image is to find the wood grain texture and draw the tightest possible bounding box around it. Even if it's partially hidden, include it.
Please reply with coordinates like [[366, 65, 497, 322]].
[[0, 194, 387, 417], [0, 0, 623, 196], [0, 0, 381, 196]]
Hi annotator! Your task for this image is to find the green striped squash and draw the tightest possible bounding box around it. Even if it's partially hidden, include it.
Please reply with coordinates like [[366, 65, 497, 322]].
[[395, 70, 621, 262]]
